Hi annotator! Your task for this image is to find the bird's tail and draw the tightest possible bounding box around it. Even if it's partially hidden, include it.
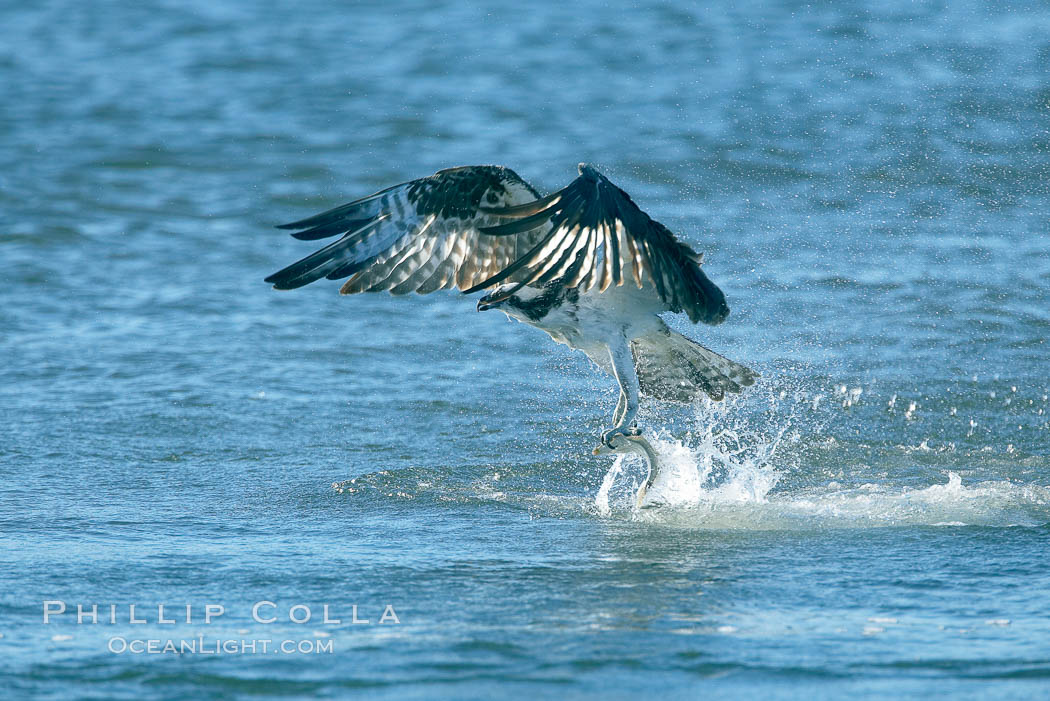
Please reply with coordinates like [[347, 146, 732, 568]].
[[631, 328, 757, 402]]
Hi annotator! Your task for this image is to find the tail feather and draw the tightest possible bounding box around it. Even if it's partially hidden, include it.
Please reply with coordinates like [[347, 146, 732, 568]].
[[631, 328, 756, 403]]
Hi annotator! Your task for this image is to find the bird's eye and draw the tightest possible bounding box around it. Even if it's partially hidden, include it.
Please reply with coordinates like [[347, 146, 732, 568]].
[[486, 192, 499, 204]]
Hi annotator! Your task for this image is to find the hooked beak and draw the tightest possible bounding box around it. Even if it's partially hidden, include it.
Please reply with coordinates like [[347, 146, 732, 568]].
[[476, 290, 502, 312]]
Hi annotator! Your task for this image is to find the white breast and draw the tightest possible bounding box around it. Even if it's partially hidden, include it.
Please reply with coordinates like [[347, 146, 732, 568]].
[[504, 283, 666, 373]]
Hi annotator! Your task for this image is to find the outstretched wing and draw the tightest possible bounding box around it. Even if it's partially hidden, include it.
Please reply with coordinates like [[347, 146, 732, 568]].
[[469, 164, 729, 325], [265, 165, 544, 294]]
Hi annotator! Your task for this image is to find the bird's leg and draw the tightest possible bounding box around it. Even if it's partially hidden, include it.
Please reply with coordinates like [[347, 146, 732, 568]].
[[612, 390, 626, 427], [602, 335, 641, 448]]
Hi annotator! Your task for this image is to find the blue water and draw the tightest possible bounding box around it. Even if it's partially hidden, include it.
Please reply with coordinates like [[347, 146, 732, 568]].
[[3, 0, 1050, 698]]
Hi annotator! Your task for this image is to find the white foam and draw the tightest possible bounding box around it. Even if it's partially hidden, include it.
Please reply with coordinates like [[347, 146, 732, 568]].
[[615, 455, 1050, 529]]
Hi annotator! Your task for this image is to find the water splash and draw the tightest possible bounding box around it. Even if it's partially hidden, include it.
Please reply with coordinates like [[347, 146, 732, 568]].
[[595, 386, 797, 514], [593, 384, 1050, 529]]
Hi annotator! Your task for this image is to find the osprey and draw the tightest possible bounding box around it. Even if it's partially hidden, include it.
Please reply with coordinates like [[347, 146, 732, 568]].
[[266, 163, 756, 446]]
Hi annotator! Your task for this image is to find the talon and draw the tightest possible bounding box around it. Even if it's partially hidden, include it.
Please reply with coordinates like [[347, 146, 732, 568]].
[[601, 427, 627, 448], [602, 422, 645, 447]]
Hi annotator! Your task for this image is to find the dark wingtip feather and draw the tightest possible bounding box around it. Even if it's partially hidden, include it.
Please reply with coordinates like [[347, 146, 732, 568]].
[[687, 263, 730, 325], [274, 186, 393, 233], [577, 162, 602, 180], [264, 267, 317, 290], [264, 271, 304, 290], [287, 217, 375, 241]]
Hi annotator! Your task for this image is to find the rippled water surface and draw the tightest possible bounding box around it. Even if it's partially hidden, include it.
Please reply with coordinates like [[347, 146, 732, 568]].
[[3, 0, 1050, 698]]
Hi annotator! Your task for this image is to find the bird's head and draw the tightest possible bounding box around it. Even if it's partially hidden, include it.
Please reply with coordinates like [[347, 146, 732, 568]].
[[476, 284, 546, 321], [476, 285, 513, 312]]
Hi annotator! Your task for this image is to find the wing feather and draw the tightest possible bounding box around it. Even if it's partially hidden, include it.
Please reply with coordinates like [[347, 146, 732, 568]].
[[475, 163, 729, 325], [265, 166, 543, 293]]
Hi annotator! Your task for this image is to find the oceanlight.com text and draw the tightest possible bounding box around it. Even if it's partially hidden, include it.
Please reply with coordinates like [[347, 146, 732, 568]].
[[107, 636, 335, 655]]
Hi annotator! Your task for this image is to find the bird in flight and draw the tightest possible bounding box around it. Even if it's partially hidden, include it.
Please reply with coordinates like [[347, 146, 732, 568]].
[[266, 163, 756, 446]]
